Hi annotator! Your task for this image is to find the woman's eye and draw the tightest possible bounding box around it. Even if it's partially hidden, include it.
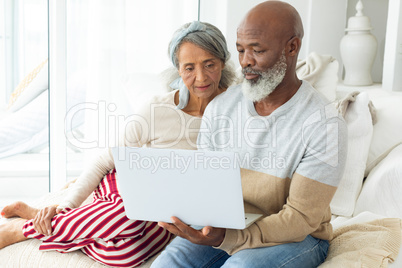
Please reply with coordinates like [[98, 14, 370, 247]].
[[185, 67, 193, 71], [206, 64, 214, 68]]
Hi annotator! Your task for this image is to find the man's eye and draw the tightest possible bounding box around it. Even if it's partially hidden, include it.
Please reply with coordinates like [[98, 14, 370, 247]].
[[185, 67, 193, 71], [254, 50, 264, 54]]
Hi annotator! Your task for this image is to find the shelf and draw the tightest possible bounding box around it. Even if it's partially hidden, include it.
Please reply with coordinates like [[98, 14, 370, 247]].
[[337, 82, 382, 91], [336, 82, 383, 99]]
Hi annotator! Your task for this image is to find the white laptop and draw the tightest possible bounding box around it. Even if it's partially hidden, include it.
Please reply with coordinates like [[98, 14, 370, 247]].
[[112, 147, 262, 230]]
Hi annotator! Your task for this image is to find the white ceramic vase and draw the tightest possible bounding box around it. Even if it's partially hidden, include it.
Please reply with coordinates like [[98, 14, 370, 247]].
[[340, 0, 377, 86]]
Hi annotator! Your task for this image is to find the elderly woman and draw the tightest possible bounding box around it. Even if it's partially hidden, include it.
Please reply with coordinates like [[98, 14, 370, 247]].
[[0, 21, 235, 267]]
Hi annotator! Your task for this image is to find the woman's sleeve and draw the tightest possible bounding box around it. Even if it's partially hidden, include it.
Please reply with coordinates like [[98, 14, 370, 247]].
[[57, 100, 153, 209], [57, 148, 115, 209]]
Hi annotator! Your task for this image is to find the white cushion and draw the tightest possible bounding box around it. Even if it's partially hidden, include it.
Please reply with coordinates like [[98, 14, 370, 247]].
[[0, 90, 49, 158], [354, 144, 402, 218], [0, 71, 86, 158], [296, 52, 339, 102], [365, 90, 402, 176], [330, 92, 373, 217]]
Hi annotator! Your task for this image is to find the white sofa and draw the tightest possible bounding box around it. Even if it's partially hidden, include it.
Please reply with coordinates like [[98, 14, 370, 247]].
[[323, 86, 402, 267], [1, 54, 401, 267]]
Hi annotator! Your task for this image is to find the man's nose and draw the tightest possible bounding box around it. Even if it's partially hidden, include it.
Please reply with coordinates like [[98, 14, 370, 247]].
[[240, 51, 255, 68]]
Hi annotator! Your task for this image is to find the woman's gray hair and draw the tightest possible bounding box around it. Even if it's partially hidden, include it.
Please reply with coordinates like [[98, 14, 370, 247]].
[[162, 21, 236, 91]]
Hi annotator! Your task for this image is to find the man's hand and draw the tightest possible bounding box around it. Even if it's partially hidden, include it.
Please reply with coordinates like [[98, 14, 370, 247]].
[[158, 216, 226, 247], [32, 206, 62, 236]]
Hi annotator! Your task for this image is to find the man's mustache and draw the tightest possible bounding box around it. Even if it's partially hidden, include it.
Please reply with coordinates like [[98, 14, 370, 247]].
[[242, 67, 262, 76]]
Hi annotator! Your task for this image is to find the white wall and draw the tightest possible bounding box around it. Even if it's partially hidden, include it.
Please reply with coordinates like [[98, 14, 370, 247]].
[[200, 0, 266, 69], [285, 0, 348, 79], [201, 0, 390, 83], [201, 0, 348, 77], [382, 0, 402, 91]]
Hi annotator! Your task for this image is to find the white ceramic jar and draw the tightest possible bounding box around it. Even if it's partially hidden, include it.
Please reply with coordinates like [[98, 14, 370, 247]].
[[340, 0, 377, 86]]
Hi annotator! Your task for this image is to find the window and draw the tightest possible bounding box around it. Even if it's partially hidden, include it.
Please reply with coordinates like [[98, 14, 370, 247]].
[[0, 0, 48, 207]]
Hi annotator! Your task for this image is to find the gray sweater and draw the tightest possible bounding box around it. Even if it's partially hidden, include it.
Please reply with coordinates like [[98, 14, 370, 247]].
[[197, 81, 347, 254]]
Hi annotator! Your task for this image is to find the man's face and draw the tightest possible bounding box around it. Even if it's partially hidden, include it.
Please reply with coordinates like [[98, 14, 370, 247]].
[[241, 52, 287, 102], [236, 22, 286, 78], [236, 22, 288, 101]]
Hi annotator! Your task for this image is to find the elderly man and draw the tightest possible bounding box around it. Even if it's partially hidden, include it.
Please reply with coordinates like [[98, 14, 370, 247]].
[[153, 1, 347, 267]]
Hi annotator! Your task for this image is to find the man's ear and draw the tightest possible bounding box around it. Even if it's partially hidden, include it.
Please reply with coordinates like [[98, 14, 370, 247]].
[[287, 37, 301, 57]]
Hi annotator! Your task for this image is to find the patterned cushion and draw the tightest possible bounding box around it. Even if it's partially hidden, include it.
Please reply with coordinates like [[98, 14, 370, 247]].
[[8, 59, 48, 112]]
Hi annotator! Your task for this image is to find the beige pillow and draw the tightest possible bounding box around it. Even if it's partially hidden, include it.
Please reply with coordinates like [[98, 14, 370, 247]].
[[296, 52, 339, 102]]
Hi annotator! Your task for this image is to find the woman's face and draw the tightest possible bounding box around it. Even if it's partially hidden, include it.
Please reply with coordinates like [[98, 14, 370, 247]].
[[177, 42, 224, 100]]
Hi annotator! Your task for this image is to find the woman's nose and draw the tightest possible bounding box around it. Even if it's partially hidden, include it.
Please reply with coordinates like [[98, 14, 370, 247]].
[[195, 68, 207, 82]]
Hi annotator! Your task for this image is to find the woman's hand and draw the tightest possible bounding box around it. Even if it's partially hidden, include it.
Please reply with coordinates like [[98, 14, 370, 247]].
[[32, 206, 62, 236], [158, 216, 225, 247]]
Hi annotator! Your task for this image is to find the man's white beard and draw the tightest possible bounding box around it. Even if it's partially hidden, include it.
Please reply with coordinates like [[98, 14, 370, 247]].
[[241, 53, 287, 102]]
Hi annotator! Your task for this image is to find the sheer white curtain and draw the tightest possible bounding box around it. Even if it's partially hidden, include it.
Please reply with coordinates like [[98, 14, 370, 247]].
[[66, 0, 198, 162]]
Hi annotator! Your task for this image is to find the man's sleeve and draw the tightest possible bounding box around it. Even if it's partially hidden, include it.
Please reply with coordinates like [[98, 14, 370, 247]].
[[216, 172, 338, 255]]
